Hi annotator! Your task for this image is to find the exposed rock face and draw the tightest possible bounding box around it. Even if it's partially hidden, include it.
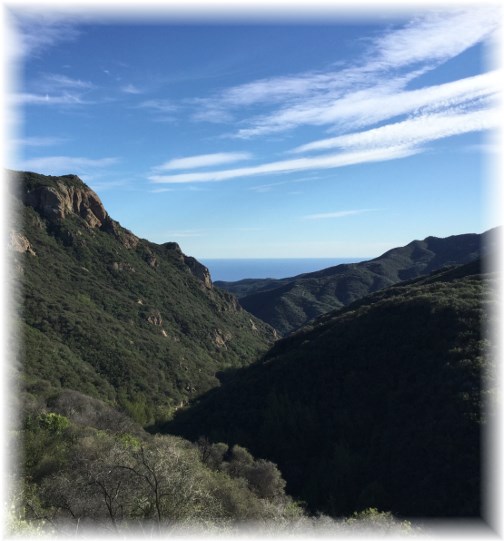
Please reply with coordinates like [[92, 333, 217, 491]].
[[101, 218, 139, 249], [9, 230, 36, 256], [146, 254, 158, 268], [183, 256, 213, 289], [212, 328, 232, 349], [146, 311, 163, 326], [22, 173, 213, 290], [109, 262, 135, 273], [161, 242, 213, 289], [24, 181, 107, 228]]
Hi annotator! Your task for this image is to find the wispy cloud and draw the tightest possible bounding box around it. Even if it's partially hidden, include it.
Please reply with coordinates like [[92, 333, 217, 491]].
[[191, 106, 234, 124], [8, 13, 81, 60], [154, 152, 252, 171], [138, 99, 179, 122], [11, 73, 97, 107], [372, 8, 498, 67], [121, 84, 142, 95], [145, 8, 499, 186], [249, 183, 279, 193], [187, 8, 499, 139], [248, 178, 307, 193], [234, 68, 500, 139], [293, 106, 500, 154], [10, 92, 93, 106], [12, 136, 68, 147], [139, 99, 178, 113], [149, 145, 418, 184], [150, 187, 176, 193], [463, 142, 501, 154], [39, 73, 95, 91], [303, 209, 377, 220], [19, 156, 120, 175]]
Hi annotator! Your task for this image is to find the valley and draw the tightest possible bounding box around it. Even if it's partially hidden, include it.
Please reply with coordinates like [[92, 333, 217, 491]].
[[8, 170, 496, 532]]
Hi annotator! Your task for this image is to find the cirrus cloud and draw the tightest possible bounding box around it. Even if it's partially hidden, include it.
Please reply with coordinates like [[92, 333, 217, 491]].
[[188, 7, 499, 140], [292, 105, 500, 154], [149, 146, 418, 184], [303, 209, 377, 220], [154, 152, 253, 171]]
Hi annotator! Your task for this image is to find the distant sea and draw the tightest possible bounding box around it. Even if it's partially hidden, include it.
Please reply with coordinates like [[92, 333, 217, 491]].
[[201, 258, 366, 282]]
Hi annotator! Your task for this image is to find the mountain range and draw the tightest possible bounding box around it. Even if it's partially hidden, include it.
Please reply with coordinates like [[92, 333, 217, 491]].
[[216, 229, 496, 335], [9, 170, 494, 526], [167, 258, 495, 517]]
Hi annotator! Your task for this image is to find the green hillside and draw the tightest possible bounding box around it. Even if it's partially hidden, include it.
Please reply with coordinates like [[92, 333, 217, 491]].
[[167, 259, 495, 518], [10, 171, 275, 426], [216, 230, 495, 335]]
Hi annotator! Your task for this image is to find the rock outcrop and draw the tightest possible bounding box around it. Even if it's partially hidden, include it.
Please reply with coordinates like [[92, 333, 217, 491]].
[[146, 310, 163, 326], [183, 256, 213, 289], [109, 262, 135, 273], [23, 179, 107, 228], [9, 230, 36, 256], [161, 242, 212, 289], [212, 328, 232, 349], [21, 172, 212, 289], [101, 218, 139, 249]]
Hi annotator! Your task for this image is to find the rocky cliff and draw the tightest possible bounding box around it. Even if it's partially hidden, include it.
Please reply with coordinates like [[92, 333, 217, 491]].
[[18, 172, 213, 290], [12, 170, 274, 425], [22, 175, 108, 227]]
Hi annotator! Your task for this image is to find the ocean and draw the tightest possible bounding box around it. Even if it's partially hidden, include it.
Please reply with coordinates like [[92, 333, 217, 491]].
[[201, 258, 366, 282]]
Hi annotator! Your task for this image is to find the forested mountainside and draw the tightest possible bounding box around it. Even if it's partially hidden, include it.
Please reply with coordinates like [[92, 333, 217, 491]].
[[167, 259, 495, 518], [10, 171, 275, 426], [8, 169, 493, 532], [216, 230, 496, 335], [9, 171, 412, 534]]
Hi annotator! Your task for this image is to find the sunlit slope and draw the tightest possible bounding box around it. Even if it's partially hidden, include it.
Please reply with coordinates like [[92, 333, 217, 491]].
[[11, 171, 275, 425], [216, 230, 494, 335]]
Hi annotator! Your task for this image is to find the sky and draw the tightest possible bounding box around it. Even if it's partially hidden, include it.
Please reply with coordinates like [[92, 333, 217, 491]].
[[5, 4, 503, 259]]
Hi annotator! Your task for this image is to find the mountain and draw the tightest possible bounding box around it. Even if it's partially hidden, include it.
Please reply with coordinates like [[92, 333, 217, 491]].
[[166, 259, 495, 518], [11, 170, 409, 533], [216, 230, 496, 335], [10, 171, 276, 426]]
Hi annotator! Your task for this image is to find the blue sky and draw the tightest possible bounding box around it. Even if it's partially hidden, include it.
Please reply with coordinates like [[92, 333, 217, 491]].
[[7, 6, 502, 258]]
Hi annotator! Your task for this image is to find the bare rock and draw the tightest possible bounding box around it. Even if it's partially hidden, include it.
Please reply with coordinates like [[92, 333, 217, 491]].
[[147, 311, 163, 326], [109, 261, 135, 273], [102, 218, 139, 249], [183, 255, 213, 289], [24, 181, 107, 228], [9, 230, 36, 256], [146, 255, 158, 268], [161, 242, 212, 289], [212, 328, 232, 349]]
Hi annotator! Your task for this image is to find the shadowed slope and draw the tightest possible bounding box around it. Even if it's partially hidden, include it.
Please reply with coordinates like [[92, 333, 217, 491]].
[[167, 259, 495, 517]]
